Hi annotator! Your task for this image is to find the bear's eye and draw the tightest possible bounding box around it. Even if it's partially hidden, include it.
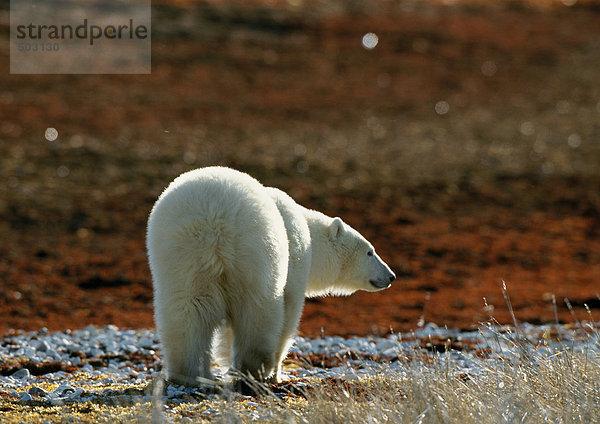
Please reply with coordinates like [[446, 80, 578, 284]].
[[367, 250, 374, 257]]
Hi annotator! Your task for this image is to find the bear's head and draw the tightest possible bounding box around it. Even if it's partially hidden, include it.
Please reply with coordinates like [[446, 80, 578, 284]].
[[328, 217, 396, 293]]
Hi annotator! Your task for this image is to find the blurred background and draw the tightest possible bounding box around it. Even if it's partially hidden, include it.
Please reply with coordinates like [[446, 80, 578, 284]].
[[1, 0, 599, 336]]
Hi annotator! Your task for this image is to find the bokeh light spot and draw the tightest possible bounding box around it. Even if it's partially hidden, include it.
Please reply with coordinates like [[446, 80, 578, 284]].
[[361, 33, 379, 50], [57, 165, 70, 178], [568, 133, 581, 149], [520, 121, 535, 136], [183, 151, 196, 164], [45, 127, 58, 142], [296, 160, 308, 173], [481, 60, 497, 77], [435, 101, 450, 115]]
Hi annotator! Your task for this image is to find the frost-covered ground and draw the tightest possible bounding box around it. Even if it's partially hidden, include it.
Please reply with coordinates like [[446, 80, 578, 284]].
[[1, 322, 599, 422]]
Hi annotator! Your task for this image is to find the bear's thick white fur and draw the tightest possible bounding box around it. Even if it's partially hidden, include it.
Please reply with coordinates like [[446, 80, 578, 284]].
[[147, 166, 395, 385]]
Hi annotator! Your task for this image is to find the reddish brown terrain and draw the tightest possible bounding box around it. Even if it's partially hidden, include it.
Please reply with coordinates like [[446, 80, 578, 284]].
[[1, 0, 599, 337]]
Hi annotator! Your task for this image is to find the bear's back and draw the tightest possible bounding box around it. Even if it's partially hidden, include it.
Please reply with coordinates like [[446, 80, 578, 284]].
[[152, 167, 266, 224]]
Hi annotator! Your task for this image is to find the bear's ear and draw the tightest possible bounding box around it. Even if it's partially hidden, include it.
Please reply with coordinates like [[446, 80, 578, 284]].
[[329, 217, 345, 241]]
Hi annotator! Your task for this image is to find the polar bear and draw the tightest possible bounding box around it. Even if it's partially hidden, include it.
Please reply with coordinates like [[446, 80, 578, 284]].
[[146, 166, 395, 386]]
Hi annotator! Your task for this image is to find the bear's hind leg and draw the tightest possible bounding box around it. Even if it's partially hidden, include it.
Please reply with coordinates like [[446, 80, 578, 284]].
[[159, 296, 225, 386], [230, 300, 283, 383]]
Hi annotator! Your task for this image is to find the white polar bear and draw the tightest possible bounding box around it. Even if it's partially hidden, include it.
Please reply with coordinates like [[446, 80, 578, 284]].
[[146, 166, 395, 386]]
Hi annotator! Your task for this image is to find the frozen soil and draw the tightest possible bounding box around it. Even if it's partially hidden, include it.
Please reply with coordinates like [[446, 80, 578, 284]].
[[0, 0, 600, 336]]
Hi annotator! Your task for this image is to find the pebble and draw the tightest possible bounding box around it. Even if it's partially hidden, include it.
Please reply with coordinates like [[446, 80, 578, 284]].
[[19, 392, 33, 402], [103, 377, 117, 385], [52, 385, 76, 398], [68, 388, 85, 399], [29, 386, 49, 397], [11, 368, 31, 380], [37, 340, 51, 352], [65, 343, 81, 353]]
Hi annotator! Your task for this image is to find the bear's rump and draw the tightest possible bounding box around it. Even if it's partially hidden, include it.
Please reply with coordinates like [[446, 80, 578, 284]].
[[148, 169, 289, 306]]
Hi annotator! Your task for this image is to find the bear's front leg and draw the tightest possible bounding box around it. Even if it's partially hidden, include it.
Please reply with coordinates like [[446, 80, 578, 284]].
[[272, 275, 308, 383]]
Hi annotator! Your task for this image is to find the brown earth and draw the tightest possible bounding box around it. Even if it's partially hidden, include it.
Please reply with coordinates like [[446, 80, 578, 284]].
[[1, 0, 599, 337]]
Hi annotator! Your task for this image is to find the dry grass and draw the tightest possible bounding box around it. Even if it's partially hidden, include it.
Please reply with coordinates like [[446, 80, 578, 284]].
[[294, 348, 600, 423]]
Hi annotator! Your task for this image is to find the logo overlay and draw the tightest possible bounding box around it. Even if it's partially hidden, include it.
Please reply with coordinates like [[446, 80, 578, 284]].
[[10, 0, 150, 74]]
